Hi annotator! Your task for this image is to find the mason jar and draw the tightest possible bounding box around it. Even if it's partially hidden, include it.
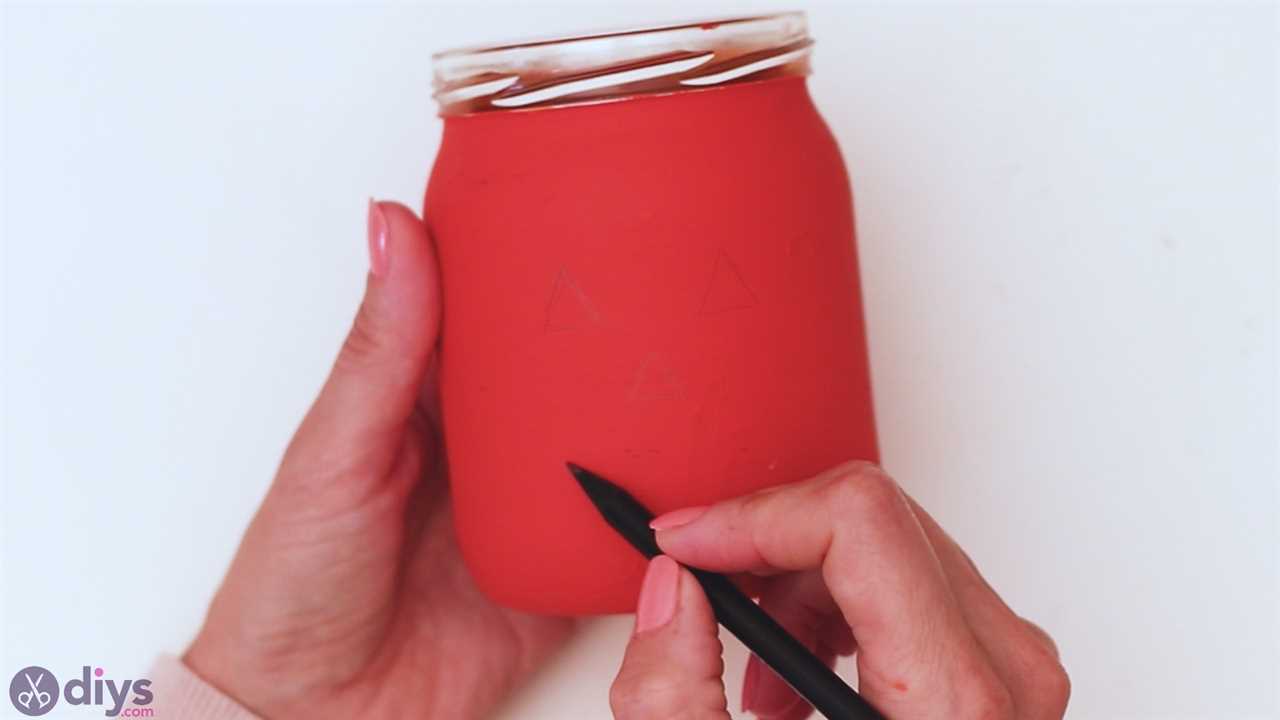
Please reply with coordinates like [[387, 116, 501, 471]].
[[426, 12, 878, 615]]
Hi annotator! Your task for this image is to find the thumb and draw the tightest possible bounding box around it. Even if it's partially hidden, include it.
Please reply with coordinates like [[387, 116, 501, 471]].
[[286, 199, 441, 480], [610, 556, 731, 720]]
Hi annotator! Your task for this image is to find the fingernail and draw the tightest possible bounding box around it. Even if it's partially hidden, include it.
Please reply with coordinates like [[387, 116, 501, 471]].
[[741, 659, 761, 713], [649, 505, 709, 531], [635, 555, 680, 633], [367, 198, 389, 277]]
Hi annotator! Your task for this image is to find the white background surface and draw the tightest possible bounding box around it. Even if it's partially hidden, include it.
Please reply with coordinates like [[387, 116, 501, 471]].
[[3, 2, 1277, 718]]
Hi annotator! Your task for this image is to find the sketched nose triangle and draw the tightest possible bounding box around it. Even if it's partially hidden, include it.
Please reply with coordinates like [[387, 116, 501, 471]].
[[544, 268, 601, 332], [700, 250, 757, 314]]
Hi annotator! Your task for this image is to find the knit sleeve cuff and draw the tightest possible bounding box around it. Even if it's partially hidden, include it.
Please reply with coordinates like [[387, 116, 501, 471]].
[[139, 654, 260, 719]]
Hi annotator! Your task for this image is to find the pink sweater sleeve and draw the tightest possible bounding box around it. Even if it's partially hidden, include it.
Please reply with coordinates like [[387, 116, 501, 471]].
[[136, 654, 260, 719]]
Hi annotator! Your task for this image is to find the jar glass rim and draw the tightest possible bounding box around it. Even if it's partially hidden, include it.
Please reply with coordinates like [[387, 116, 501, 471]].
[[431, 12, 812, 115]]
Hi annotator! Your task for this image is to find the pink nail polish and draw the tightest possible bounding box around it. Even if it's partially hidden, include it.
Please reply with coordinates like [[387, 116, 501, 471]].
[[634, 555, 680, 633], [367, 198, 389, 277], [649, 505, 709, 531], [741, 658, 761, 713]]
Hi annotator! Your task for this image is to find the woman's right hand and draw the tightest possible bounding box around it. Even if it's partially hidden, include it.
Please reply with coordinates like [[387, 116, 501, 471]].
[[608, 461, 1070, 720]]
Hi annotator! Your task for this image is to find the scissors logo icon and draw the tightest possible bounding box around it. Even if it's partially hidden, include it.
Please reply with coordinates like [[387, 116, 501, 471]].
[[8, 666, 59, 716], [18, 672, 52, 709]]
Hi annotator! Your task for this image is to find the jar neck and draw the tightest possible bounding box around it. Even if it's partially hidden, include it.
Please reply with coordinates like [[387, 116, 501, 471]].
[[432, 13, 813, 117]]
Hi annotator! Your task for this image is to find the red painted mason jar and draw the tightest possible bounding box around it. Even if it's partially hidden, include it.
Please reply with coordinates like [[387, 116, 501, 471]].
[[426, 13, 878, 615]]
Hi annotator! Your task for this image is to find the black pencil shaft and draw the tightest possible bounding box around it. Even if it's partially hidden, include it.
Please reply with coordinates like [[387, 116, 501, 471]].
[[567, 463, 883, 720], [690, 569, 881, 719]]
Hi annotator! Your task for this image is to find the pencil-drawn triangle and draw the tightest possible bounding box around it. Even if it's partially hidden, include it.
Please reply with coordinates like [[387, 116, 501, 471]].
[[629, 352, 685, 401], [544, 267, 601, 333], [699, 250, 757, 315]]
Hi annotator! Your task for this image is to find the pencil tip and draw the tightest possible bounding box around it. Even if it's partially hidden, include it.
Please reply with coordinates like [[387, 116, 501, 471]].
[[564, 462, 661, 558], [566, 461, 607, 497]]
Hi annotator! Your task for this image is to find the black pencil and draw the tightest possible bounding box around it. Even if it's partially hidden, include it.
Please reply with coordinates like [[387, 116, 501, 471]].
[[566, 462, 884, 720]]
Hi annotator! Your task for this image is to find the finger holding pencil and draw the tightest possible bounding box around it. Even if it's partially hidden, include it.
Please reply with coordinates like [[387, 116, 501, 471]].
[[581, 461, 1070, 720]]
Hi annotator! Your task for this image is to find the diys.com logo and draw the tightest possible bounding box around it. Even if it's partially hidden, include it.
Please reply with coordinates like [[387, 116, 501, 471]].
[[8, 665, 153, 717]]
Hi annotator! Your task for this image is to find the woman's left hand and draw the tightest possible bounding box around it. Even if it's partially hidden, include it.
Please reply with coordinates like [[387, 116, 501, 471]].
[[183, 200, 573, 719]]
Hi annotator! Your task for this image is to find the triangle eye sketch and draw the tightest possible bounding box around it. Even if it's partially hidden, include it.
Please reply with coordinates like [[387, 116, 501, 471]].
[[699, 249, 758, 315], [544, 267, 602, 333]]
